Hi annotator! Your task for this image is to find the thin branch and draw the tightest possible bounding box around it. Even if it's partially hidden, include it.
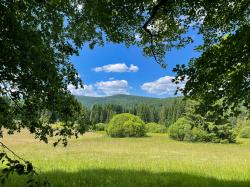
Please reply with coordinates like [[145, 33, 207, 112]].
[[0, 141, 26, 162], [142, 0, 166, 34], [0, 141, 42, 173], [142, 0, 175, 67]]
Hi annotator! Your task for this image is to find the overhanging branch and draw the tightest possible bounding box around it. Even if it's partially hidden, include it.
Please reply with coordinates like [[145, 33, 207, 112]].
[[142, 0, 167, 35], [142, 0, 175, 68]]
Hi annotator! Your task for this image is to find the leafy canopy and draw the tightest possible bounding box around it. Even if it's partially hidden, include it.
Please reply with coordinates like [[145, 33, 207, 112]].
[[1, 0, 249, 140], [0, 0, 249, 183], [173, 25, 250, 117]]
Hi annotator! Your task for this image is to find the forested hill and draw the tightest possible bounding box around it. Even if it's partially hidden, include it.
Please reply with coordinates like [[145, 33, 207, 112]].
[[75, 94, 183, 108]]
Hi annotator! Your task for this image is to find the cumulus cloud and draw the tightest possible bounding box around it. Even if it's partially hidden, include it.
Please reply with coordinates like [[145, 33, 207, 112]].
[[95, 80, 129, 96], [93, 63, 139, 73], [68, 84, 102, 97], [68, 79, 130, 97], [141, 76, 186, 96]]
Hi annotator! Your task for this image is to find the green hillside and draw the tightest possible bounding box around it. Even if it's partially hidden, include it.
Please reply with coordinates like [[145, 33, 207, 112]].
[[75, 94, 183, 108]]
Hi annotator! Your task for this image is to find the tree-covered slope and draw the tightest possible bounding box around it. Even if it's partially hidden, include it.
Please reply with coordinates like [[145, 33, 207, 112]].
[[75, 94, 183, 108]]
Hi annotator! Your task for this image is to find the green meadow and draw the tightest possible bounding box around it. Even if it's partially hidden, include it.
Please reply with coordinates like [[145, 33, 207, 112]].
[[2, 131, 250, 187]]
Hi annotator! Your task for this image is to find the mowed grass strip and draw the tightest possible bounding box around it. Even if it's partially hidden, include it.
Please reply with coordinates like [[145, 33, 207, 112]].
[[1, 131, 250, 187]]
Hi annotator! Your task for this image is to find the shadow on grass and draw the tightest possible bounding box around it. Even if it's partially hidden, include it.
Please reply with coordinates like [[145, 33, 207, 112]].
[[5, 168, 250, 187], [44, 169, 250, 187]]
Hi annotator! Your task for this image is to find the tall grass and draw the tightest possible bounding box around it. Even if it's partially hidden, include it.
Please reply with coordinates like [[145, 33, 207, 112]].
[[2, 131, 250, 187]]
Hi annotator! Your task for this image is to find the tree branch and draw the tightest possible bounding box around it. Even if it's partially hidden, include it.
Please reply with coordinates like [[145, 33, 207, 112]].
[[0, 142, 26, 162], [142, 0, 167, 35], [142, 0, 175, 67]]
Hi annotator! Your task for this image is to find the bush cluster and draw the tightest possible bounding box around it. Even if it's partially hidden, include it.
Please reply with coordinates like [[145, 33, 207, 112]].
[[168, 117, 194, 141], [206, 123, 236, 143], [106, 113, 146, 137], [145, 123, 167, 133], [94, 123, 107, 131], [239, 126, 250, 138], [168, 117, 236, 143]]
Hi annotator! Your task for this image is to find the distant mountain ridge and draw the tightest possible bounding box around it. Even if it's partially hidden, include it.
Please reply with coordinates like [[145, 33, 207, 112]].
[[75, 94, 183, 107]]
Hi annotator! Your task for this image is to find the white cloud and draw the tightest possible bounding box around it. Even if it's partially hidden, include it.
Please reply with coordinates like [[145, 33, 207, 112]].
[[67, 84, 83, 95], [82, 85, 102, 97], [141, 76, 186, 96], [93, 63, 139, 73], [95, 80, 129, 96], [68, 84, 102, 97], [129, 64, 139, 72], [68, 79, 130, 97]]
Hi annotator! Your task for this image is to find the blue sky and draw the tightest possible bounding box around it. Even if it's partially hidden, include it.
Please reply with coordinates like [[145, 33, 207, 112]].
[[69, 31, 202, 98]]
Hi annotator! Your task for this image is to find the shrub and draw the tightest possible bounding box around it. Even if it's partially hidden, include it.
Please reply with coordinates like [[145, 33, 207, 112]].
[[168, 117, 192, 141], [106, 113, 146, 137], [94, 123, 107, 131], [239, 126, 250, 138], [123, 120, 145, 137], [145, 122, 167, 133], [189, 127, 208, 142], [236, 119, 250, 133], [207, 123, 236, 143], [168, 118, 236, 143]]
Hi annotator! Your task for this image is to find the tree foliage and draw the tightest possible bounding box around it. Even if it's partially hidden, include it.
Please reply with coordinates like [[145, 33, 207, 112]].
[[2, 0, 248, 139], [168, 101, 237, 143], [1, 0, 249, 184], [173, 25, 250, 117], [88, 100, 185, 127], [1, 0, 87, 142]]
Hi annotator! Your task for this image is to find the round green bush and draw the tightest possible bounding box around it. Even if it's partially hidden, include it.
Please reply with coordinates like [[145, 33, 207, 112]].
[[94, 123, 107, 131], [106, 113, 146, 137], [145, 122, 167, 133], [168, 117, 192, 141], [239, 126, 250, 138], [168, 117, 208, 142]]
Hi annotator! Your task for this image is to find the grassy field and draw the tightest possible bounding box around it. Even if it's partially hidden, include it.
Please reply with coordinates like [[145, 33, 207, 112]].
[[1, 131, 250, 187]]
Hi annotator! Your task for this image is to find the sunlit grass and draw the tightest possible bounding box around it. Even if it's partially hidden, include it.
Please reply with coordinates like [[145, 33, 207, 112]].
[[2, 131, 250, 187]]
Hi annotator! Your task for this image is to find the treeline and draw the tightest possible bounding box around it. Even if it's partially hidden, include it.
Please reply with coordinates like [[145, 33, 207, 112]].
[[87, 99, 186, 127], [76, 97, 250, 143]]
